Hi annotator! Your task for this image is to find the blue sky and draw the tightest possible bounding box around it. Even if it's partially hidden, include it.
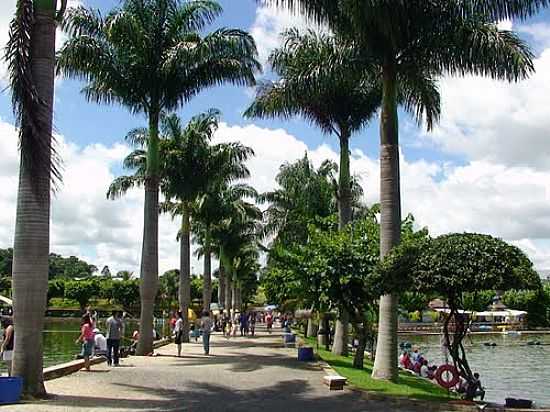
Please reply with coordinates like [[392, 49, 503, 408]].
[[2, 1, 550, 275]]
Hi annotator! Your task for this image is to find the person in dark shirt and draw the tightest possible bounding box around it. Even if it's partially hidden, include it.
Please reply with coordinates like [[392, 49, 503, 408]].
[[465, 373, 485, 401]]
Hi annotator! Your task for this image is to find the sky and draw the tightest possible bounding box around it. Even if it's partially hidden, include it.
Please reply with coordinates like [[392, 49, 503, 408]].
[[2, 1, 550, 277]]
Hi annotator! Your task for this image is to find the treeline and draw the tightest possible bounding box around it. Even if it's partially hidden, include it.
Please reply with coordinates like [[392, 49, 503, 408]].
[[20, 273, 218, 314], [0, 248, 97, 279]]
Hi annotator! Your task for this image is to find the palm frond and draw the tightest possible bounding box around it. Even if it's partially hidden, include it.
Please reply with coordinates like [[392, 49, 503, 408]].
[[106, 175, 144, 199], [6, 0, 62, 190]]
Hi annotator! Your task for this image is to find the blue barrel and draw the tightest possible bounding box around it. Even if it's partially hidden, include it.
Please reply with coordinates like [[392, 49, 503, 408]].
[[297, 346, 314, 361], [0, 377, 23, 404]]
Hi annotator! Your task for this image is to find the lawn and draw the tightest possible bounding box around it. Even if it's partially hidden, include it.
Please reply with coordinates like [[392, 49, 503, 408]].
[[303, 336, 454, 402]]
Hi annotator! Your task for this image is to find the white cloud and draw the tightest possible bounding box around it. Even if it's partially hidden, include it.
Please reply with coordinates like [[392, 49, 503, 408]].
[[3, 115, 550, 276], [250, 4, 323, 67], [422, 39, 550, 169]]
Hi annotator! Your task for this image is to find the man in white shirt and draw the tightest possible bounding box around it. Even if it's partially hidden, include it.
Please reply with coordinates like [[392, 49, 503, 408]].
[[93, 328, 107, 356]]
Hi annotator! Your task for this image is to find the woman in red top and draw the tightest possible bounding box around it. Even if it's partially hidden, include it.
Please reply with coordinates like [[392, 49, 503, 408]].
[[76, 314, 95, 371]]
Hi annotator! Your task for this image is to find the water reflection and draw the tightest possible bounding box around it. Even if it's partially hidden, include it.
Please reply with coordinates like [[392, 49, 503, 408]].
[[401, 333, 550, 407]]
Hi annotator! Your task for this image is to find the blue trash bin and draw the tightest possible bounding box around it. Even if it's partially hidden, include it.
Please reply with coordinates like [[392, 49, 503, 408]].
[[0, 377, 23, 404], [297, 346, 314, 361]]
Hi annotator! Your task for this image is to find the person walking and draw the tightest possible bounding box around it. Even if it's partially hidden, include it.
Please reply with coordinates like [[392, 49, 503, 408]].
[[0, 318, 14, 376], [76, 314, 95, 371], [249, 312, 256, 336], [106, 311, 123, 366], [200, 310, 213, 355], [174, 311, 184, 357]]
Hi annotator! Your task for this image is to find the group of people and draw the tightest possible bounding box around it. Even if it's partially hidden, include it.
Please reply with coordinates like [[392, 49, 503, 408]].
[[76, 310, 125, 371], [399, 345, 437, 379], [399, 344, 485, 401], [171, 310, 213, 356]]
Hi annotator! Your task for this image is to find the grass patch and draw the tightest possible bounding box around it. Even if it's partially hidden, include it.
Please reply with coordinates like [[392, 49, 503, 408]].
[[304, 336, 453, 402]]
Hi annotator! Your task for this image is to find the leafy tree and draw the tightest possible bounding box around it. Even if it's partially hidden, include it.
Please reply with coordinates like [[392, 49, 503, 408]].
[[101, 265, 111, 278], [47, 279, 66, 303], [259, 156, 337, 247], [64, 279, 100, 311], [159, 269, 179, 308], [0, 248, 13, 276], [58, 0, 260, 356], [266, 0, 543, 380], [116, 271, 133, 281], [4, 0, 68, 395], [48, 254, 97, 279], [503, 286, 550, 328], [379, 233, 541, 382], [112, 279, 140, 310], [0, 277, 12, 295]]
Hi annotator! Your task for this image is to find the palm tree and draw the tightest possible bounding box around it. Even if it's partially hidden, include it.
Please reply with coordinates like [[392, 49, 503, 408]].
[[245, 29, 384, 355], [4, 0, 67, 397], [160, 110, 254, 335], [263, 0, 541, 380], [58, 0, 259, 355], [209, 184, 262, 314], [193, 142, 255, 312]]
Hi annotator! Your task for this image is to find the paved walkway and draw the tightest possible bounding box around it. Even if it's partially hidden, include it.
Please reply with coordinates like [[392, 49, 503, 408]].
[[4, 326, 420, 411]]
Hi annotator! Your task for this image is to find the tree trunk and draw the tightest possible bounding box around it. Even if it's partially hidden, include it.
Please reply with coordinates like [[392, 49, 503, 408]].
[[353, 322, 367, 369], [11, 1, 56, 397], [332, 129, 352, 356], [218, 263, 225, 309], [338, 129, 352, 229], [332, 310, 349, 356], [307, 316, 318, 337], [372, 62, 401, 381], [136, 105, 161, 356], [179, 205, 191, 343], [202, 237, 212, 313], [231, 282, 238, 314], [225, 275, 232, 316]]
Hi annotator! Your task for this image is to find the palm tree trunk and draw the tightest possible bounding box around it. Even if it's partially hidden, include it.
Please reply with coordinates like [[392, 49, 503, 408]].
[[218, 263, 225, 308], [225, 274, 232, 316], [353, 320, 367, 369], [372, 62, 401, 381], [136, 109, 161, 356], [338, 129, 352, 229], [202, 236, 212, 312], [11, 1, 56, 397], [332, 129, 352, 356], [231, 282, 238, 313], [179, 204, 191, 343]]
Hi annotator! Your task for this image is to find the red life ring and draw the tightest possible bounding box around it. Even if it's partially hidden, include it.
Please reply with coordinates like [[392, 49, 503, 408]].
[[435, 364, 460, 389]]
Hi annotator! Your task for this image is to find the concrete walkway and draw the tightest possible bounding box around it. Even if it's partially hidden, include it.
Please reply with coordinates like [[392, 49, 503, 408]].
[[4, 326, 421, 412]]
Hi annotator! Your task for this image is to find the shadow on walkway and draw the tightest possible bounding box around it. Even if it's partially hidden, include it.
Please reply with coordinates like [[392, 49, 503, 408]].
[[46, 379, 402, 412]]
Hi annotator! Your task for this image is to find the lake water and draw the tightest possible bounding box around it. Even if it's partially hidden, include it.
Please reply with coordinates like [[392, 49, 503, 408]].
[[401, 333, 550, 407]]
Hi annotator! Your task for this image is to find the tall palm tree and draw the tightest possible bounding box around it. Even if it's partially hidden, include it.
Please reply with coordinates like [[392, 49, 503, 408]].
[[263, 0, 541, 380], [245, 28, 431, 355], [5, 0, 67, 397], [209, 183, 262, 314], [58, 0, 259, 355], [160, 110, 254, 335], [260, 155, 336, 247], [192, 134, 255, 313]]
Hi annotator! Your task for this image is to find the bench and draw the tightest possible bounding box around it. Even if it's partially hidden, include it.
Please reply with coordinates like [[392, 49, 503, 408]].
[[323, 375, 347, 390]]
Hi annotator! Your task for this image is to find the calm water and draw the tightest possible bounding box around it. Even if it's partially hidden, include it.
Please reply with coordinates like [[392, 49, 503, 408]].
[[1, 317, 169, 375], [401, 333, 550, 407]]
